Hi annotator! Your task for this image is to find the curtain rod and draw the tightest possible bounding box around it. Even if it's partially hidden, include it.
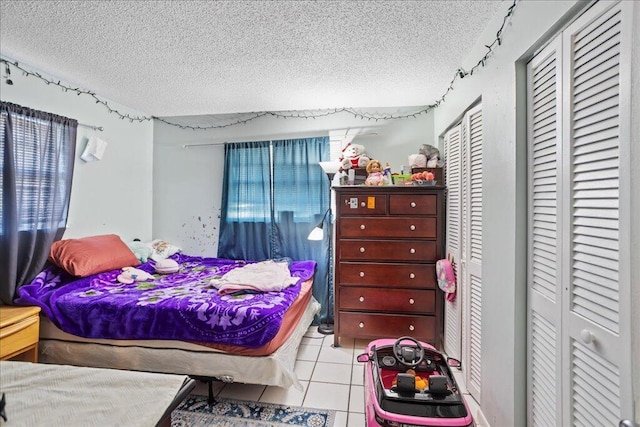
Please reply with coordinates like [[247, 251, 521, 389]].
[[79, 122, 104, 132], [182, 141, 227, 148], [179, 130, 379, 149]]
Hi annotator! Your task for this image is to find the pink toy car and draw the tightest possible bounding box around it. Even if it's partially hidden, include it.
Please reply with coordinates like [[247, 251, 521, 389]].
[[357, 336, 475, 427]]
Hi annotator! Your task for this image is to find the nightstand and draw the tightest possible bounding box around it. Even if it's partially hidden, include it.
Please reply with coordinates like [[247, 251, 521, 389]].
[[0, 306, 41, 362]]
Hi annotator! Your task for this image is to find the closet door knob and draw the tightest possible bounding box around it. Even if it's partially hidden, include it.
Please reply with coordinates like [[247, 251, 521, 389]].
[[359, 322, 365, 328], [410, 202, 416, 208], [580, 329, 595, 344], [360, 247, 366, 253], [409, 325, 415, 331], [360, 224, 366, 230], [409, 298, 415, 305], [410, 225, 416, 231], [359, 271, 365, 277], [409, 273, 415, 279], [410, 248, 416, 254], [360, 202, 366, 207], [359, 296, 365, 302]]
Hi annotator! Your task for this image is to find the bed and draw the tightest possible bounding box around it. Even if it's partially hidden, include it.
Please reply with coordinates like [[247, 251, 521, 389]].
[[16, 249, 320, 392], [0, 360, 195, 426]]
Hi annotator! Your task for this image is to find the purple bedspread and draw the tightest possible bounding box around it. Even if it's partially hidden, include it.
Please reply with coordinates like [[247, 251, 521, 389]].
[[16, 254, 316, 348]]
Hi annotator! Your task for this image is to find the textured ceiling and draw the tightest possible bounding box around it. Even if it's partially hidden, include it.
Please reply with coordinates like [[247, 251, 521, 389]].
[[0, 1, 506, 117]]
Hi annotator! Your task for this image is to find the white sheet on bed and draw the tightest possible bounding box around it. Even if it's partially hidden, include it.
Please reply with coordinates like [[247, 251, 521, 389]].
[[0, 361, 188, 426]]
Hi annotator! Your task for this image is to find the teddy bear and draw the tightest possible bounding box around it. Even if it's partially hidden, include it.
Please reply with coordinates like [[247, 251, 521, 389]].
[[339, 143, 370, 171], [117, 266, 154, 284]]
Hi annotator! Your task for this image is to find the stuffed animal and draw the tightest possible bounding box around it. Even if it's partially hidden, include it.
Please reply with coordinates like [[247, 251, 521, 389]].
[[340, 143, 370, 171], [117, 267, 154, 284], [419, 144, 441, 168], [391, 369, 429, 391], [155, 258, 179, 274]]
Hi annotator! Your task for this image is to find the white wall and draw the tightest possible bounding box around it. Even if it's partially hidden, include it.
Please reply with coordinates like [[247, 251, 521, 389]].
[[153, 108, 434, 256], [432, 0, 639, 425], [0, 60, 154, 242]]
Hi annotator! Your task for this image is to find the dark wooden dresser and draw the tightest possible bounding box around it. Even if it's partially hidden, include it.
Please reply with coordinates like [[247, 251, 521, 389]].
[[333, 185, 445, 349]]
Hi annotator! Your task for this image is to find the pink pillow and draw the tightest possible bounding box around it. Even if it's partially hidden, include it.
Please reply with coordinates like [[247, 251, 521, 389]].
[[49, 234, 140, 277]]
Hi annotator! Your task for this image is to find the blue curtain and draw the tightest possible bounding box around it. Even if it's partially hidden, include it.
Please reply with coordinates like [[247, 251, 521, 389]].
[[218, 137, 332, 325]]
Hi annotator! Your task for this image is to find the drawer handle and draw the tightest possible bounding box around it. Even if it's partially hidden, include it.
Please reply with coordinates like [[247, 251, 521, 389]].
[[409, 273, 415, 279], [360, 247, 366, 253], [409, 298, 415, 304], [360, 224, 366, 230], [359, 296, 365, 303], [410, 202, 416, 208], [359, 322, 365, 328], [410, 248, 416, 254], [359, 271, 365, 277], [360, 202, 366, 207], [410, 225, 416, 231], [409, 325, 415, 331]]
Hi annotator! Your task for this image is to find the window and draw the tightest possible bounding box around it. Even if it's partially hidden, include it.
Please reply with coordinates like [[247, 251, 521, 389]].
[[222, 138, 329, 224], [217, 136, 331, 325], [1, 101, 77, 302], [1, 114, 73, 232]]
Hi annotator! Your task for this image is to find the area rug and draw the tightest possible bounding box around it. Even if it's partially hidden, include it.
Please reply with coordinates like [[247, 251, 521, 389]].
[[171, 394, 336, 426]]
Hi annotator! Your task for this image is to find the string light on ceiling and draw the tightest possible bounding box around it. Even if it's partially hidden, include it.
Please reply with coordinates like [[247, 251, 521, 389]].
[[0, 0, 517, 130]]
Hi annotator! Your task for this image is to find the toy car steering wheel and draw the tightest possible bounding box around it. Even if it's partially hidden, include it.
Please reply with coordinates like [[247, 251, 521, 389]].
[[392, 336, 425, 368]]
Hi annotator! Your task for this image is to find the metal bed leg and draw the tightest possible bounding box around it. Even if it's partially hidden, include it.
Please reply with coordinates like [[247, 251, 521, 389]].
[[189, 376, 217, 405], [206, 379, 215, 405]]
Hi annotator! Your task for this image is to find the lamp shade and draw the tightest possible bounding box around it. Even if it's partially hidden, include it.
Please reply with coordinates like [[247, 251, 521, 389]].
[[307, 225, 324, 241], [319, 161, 342, 175]]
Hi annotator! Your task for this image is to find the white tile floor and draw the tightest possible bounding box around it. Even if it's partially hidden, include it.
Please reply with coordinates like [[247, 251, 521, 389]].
[[192, 326, 486, 426]]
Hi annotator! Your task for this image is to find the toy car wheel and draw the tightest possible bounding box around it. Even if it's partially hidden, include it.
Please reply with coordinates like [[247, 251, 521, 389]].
[[392, 336, 425, 368]]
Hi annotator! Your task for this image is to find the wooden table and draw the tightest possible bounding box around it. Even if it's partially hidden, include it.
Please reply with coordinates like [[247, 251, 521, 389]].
[[0, 306, 41, 362]]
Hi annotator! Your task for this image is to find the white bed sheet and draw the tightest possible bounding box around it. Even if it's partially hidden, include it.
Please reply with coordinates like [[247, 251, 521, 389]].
[[0, 361, 188, 427], [38, 297, 320, 390]]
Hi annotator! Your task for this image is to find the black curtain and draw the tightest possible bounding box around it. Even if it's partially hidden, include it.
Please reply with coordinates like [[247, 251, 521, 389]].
[[0, 102, 77, 304]]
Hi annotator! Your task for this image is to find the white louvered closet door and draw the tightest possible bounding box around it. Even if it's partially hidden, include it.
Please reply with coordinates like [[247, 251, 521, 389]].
[[527, 1, 633, 425], [461, 105, 483, 402], [562, 2, 632, 424], [527, 36, 563, 427], [444, 125, 462, 361]]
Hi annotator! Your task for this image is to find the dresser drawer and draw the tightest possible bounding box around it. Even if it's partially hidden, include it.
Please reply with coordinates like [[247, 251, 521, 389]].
[[339, 262, 436, 288], [338, 194, 387, 215], [338, 312, 436, 342], [339, 240, 438, 262], [339, 287, 435, 314], [0, 315, 39, 360], [389, 194, 438, 215], [340, 217, 437, 239]]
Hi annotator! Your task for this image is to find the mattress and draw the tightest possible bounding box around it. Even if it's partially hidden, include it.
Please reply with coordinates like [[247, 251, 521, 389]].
[[39, 278, 314, 356], [19, 254, 316, 348], [38, 283, 320, 390], [0, 360, 191, 426]]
